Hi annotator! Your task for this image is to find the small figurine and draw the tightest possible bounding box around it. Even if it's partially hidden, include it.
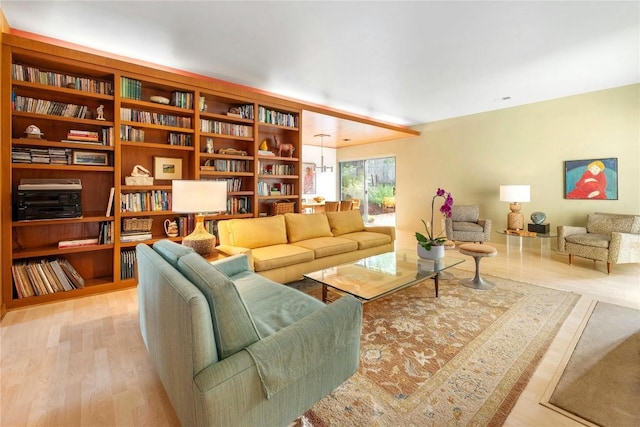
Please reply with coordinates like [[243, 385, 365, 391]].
[[131, 164, 151, 177], [259, 139, 269, 151], [96, 104, 105, 121], [205, 138, 214, 154], [24, 124, 44, 139], [275, 135, 295, 157], [164, 219, 179, 237]]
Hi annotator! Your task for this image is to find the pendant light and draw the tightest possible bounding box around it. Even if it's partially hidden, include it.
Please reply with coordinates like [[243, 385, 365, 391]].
[[314, 133, 333, 173]]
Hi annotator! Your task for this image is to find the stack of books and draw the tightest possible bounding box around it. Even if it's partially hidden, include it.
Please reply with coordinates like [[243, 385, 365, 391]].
[[63, 129, 100, 144]]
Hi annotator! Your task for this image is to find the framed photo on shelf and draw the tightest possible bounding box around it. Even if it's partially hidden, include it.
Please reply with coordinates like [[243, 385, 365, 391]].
[[72, 151, 108, 166], [154, 156, 183, 180], [564, 157, 618, 200]]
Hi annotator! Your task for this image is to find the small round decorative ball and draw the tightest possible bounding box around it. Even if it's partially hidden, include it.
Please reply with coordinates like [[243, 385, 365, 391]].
[[531, 212, 547, 225]]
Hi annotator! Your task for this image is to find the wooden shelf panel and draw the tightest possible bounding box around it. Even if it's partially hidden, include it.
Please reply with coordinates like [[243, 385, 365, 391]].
[[12, 110, 115, 126], [13, 244, 114, 260], [199, 131, 253, 141], [258, 174, 300, 179], [12, 163, 114, 172], [12, 214, 111, 227], [200, 153, 254, 161], [120, 185, 172, 191], [120, 120, 194, 133], [258, 195, 299, 200], [258, 122, 299, 131], [120, 210, 175, 217], [119, 236, 182, 248], [120, 98, 195, 115], [258, 155, 300, 162], [120, 141, 194, 151], [12, 138, 115, 151], [199, 111, 254, 124], [199, 171, 253, 177], [12, 80, 115, 100]]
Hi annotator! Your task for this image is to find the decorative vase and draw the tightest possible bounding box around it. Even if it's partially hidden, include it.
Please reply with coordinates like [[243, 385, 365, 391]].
[[417, 243, 445, 260]]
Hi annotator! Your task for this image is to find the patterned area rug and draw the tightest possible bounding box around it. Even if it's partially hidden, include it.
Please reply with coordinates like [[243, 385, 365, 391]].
[[290, 269, 579, 426]]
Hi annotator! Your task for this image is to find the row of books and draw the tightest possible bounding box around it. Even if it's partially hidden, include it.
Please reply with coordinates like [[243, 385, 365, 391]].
[[200, 119, 252, 137], [120, 190, 172, 212], [227, 197, 252, 215], [120, 77, 142, 100], [12, 94, 90, 119], [226, 104, 255, 119], [171, 91, 194, 109], [205, 159, 251, 173], [203, 177, 245, 193], [259, 163, 296, 175], [168, 132, 193, 146], [121, 249, 137, 280], [258, 106, 298, 128], [12, 63, 114, 95], [12, 147, 70, 165], [121, 108, 192, 128], [257, 182, 296, 196], [11, 258, 84, 299], [120, 125, 145, 142]]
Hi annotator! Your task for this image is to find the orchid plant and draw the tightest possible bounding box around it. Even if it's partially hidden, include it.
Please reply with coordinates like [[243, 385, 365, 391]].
[[415, 188, 454, 250]]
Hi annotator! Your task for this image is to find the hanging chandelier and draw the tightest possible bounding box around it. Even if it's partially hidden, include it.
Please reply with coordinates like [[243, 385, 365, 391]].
[[314, 133, 333, 173]]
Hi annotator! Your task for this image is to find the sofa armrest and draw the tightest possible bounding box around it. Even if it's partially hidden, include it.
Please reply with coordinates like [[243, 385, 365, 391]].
[[217, 245, 254, 270], [557, 225, 587, 252], [244, 295, 362, 398], [210, 254, 252, 277], [364, 225, 396, 241], [609, 232, 640, 263]]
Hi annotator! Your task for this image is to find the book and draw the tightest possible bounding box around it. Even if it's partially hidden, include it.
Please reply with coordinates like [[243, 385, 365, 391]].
[[120, 232, 152, 242], [105, 187, 115, 217], [59, 259, 85, 289], [58, 238, 99, 249]]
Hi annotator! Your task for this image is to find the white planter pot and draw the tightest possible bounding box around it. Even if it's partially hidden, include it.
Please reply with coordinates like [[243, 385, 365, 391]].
[[417, 243, 445, 260]]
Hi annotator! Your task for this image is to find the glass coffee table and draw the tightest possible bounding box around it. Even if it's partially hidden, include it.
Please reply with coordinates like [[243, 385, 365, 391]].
[[303, 249, 464, 303]]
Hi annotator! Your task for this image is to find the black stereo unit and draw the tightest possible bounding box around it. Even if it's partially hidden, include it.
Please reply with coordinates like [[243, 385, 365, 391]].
[[15, 179, 82, 220]]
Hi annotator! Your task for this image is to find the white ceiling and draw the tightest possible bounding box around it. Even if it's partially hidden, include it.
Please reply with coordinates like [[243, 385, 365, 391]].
[[2, 1, 639, 128]]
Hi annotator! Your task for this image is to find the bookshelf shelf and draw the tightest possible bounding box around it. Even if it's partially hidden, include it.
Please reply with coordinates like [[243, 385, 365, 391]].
[[13, 244, 114, 259], [12, 80, 115, 100], [120, 141, 194, 151], [12, 139, 115, 151]]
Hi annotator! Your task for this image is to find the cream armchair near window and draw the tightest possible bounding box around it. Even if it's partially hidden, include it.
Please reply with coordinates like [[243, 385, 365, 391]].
[[557, 212, 640, 274], [444, 205, 492, 243]]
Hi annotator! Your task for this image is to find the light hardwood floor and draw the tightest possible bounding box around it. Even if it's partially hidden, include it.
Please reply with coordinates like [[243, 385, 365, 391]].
[[1, 232, 638, 426]]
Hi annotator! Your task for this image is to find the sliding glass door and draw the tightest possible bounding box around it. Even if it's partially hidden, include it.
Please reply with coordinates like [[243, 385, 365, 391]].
[[339, 157, 395, 225]]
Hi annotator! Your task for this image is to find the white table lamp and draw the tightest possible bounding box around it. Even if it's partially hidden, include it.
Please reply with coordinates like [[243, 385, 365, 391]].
[[500, 185, 530, 230], [172, 180, 227, 256]]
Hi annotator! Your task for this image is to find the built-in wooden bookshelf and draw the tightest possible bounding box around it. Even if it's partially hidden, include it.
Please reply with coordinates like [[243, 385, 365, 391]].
[[2, 34, 301, 310]]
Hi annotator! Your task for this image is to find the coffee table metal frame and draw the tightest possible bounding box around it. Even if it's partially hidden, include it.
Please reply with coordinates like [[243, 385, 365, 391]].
[[303, 249, 464, 303]]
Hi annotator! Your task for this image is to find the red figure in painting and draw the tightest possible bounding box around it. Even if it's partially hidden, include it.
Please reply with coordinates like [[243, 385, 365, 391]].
[[567, 160, 607, 199]]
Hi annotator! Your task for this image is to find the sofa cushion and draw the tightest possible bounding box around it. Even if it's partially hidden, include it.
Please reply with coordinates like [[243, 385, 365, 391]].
[[291, 236, 358, 258], [453, 221, 484, 232], [284, 213, 333, 243], [340, 231, 392, 250], [176, 252, 260, 359], [252, 244, 315, 271], [153, 239, 194, 268], [232, 272, 325, 337], [226, 216, 288, 249], [326, 210, 365, 236], [566, 233, 610, 249]]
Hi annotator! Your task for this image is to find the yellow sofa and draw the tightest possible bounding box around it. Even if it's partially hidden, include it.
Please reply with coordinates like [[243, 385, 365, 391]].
[[217, 210, 395, 283]]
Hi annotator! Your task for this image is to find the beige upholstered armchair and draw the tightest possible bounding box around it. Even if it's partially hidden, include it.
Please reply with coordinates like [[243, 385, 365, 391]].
[[445, 205, 492, 243], [557, 212, 640, 274]]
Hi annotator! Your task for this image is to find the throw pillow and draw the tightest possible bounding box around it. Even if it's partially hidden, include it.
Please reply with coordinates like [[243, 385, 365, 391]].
[[284, 212, 333, 242], [326, 210, 365, 236], [177, 253, 260, 359], [228, 216, 288, 248]]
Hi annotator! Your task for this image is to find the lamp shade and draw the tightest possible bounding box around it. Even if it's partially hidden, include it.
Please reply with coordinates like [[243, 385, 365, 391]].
[[172, 180, 227, 213], [499, 185, 530, 203]]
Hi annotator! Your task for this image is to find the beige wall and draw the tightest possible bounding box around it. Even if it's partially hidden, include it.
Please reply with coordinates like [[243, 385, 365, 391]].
[[338, 84, 640, 242]]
